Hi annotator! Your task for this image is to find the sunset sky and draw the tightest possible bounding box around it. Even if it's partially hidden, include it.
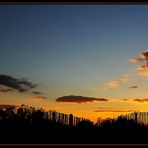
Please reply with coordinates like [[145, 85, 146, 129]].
[[0, 5, 148, 123]]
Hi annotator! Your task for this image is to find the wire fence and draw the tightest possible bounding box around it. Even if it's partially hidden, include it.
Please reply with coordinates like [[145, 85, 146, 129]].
[[44, 110, 88, 126], [117, 112, 148, 126]]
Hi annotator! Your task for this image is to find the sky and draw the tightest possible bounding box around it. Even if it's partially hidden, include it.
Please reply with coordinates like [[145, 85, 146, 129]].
[[0, 5, 148, 123]]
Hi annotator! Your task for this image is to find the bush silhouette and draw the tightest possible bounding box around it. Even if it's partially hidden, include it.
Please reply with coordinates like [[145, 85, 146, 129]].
[[76, 120, 94, 128]]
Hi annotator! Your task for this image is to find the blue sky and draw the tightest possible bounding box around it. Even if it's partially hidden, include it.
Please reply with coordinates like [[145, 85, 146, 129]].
[[1, 5, 148, 122], [0, 5, 148, 99]]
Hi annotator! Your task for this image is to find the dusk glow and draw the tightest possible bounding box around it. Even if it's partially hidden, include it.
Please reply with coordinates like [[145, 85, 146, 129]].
[[0, 5, 148, 123]]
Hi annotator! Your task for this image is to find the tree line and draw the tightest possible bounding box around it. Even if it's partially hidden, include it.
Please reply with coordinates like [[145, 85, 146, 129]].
[[0, 104, 92, 129], [0, 104, 148, 129]]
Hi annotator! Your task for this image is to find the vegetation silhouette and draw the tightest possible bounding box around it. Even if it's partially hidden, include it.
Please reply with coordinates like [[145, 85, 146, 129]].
[[0, 104, 148, 144]]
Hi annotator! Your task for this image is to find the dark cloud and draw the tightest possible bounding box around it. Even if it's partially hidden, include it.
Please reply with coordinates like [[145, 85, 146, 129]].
[[141, 50, 148, 60], [32, 91, 42, 95], [56, 95, 108, 103], [0, 88, 13, 93], [0, 75, 37, 93], [134, 99, 148, 103], [129, 85, 138, 89], [31, 91, 48, 100]]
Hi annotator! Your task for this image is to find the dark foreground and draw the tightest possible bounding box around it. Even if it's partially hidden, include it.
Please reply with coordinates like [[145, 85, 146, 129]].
[[0, 126, 148, 144], [1, 106, 148, 144]]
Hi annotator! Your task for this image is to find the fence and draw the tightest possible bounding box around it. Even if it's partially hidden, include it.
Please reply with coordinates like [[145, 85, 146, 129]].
[[0, 105, 90, 127], [117, 112, 148, 126], [43, 110, 88, 126]]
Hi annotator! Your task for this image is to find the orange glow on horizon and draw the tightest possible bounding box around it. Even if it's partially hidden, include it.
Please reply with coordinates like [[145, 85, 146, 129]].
[[1, 96, 148, 124]]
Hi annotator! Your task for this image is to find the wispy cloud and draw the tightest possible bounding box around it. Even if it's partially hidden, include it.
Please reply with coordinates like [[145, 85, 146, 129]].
[[120, 77, 129, 83], [56, 95, 108, 103], [28, 96, 47, 101], [31, 91, 42, 95], [37, 96, 48, 99], [137, 71, 148, 77], [129, 58, 144, 63], [136, 66, 148, 70], [0, 87, 13, 93], [104, 76, 129, 89], [0, 74, 48, 100], [94, 107, 135, 112], [129, 50, 148, 64], [129, 85, 138, 89], [105, 81, 119, 89], [31, 91, 48, 100], [130, 50, 148, 77], [0, 75, 37, 93]]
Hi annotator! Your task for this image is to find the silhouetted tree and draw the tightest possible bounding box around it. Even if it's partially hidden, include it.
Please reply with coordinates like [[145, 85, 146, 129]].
[[76, 120, 94, 128]]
